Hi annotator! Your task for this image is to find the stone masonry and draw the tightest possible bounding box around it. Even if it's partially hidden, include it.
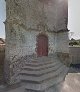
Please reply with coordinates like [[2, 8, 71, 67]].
[[4, 0, 69, 88]]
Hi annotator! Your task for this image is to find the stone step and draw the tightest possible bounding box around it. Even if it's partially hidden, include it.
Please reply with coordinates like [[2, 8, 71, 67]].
[[23, 67, 69, 91], [25, 59, 59, 67], [20, 65, 66, 83], [20, 62, 62, 76], [30, 56, 55, 62], [21, 61, 61, 71]]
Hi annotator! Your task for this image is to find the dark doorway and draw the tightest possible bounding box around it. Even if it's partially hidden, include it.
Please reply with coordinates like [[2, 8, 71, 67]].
[[37, 34, 48, 57]]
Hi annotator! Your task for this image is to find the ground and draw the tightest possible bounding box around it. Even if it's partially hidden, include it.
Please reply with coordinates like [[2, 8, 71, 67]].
[[0, 67, 80, 92], [61, 68, 80, 92]]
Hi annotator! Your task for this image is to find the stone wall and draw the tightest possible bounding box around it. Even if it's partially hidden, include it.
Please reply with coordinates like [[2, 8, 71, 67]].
[[56, 31, 69, 53], [69, 46, 80, 64], [0, 45, 5, 83], [5, 0, 68, 63], [5, 0, 68, 84], [6, 0, 68, 31]]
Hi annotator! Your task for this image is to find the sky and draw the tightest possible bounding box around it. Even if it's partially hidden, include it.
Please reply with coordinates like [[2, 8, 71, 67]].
[[0, 0, 6, 39], [0, 0, 80, 39], [68, 0, 80, 39]]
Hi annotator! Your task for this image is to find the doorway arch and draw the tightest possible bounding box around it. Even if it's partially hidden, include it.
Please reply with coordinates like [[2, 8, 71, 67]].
[[36, 34, 48, 57]]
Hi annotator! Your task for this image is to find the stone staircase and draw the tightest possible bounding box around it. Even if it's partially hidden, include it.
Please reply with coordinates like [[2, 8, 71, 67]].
[[19, 56, 69, 92]]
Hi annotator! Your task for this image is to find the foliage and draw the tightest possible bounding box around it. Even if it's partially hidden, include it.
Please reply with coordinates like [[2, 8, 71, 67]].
[[69, 38, 80, 46]]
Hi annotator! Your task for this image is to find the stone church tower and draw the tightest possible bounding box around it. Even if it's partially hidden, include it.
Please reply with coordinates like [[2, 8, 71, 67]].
[[4, 0, 69, 91]]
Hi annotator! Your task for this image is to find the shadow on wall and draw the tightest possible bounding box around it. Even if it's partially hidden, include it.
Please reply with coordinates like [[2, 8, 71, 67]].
[[0, 45, 5, 84]]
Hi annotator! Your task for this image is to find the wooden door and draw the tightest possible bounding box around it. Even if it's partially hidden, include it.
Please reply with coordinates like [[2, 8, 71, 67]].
[[37, 34, 48, 57]]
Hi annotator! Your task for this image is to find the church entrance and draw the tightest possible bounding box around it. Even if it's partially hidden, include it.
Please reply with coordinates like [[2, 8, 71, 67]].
[[37, 34, 48, 57]]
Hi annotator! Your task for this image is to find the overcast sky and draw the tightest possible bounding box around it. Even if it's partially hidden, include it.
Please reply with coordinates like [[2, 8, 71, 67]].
[[0, 0, 80, 39], [0, 0, 6, 38], [68, 0, 80, 39]]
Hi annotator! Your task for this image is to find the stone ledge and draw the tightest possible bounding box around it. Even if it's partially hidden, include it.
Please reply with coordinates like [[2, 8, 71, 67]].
[[56, 52, 71, 66]]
